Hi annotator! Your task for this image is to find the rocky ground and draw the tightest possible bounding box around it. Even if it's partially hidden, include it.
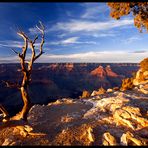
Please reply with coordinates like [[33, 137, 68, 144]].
[[0, 86, 147, 146], [0, 63, 147, 146]]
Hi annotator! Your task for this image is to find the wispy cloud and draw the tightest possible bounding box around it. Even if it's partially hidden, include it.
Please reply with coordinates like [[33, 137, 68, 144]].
[[0, 55, 19, 63], [131, 50, 147, 53], [35, 51, 148, 63], [0, 40, 50, 52], [81, 3, 109, 19], [61, 37, 79, 44], [29, 27, 38, 35], [29, 25, 49, 35], [0, 40, 23, 48], [57, 33, 67, 38], [123, 36, 142, 44], [1, 50, 147, 63], [50, 19, 133, 33], [91, 32, 116, 37], [49, 37, 97, 46]]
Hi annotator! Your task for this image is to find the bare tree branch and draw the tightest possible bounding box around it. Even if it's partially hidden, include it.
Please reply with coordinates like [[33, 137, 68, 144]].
[[32, 35, 38, 44], [28, 40, 35, 72], [17, 31, 28, 58], [3, 22, 45, 121], [11, 48, 19, 55], [34, 21, 45, 61], [17, 31, 29, 73], [0, 104, 9, 118]]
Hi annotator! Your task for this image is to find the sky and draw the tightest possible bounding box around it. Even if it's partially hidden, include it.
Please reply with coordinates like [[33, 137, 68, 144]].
[[0, 2, 147, 63]]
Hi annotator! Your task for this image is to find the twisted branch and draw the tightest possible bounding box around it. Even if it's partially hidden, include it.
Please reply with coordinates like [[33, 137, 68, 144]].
[[2, 21, 45, 121]]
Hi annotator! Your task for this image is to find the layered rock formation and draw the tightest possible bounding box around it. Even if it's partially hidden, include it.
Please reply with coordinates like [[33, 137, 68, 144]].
[[90, 65, 119, 78], [0, 63, 138, 114], [105, 65, 118, 77], [90, 65, 107, 78], [121, 57, 148, 94]]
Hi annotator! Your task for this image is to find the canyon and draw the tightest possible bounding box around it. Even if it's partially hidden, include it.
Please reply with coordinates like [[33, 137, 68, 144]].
[[0, 61, 147, 146], [0, 63, 139, 115]]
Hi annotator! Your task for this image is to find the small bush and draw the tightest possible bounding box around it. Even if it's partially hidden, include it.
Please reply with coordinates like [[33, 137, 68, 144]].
[[97, 87, 106, 94], [120, 77, 134, 91], [140, 58, 148, 71], [80, 90, 90, 99]]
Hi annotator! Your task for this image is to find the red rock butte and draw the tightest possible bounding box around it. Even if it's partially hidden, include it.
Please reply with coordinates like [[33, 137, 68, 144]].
[[90, 65, 118, 78], [105, 65, 118, 77]]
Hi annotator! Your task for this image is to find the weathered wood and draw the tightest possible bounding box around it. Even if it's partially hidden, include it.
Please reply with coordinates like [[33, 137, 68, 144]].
[[0, 104, 9, 118], [2, 22, 45, 121], [15, 22, 45, 121]]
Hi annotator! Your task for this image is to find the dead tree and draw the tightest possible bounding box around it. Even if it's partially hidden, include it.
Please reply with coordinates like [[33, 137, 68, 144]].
[[0, 104, 9, 118], [2, 21, 45, 121]]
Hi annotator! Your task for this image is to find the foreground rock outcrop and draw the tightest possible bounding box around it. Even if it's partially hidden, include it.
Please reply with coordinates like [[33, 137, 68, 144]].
[[0, 85, 147, 146]]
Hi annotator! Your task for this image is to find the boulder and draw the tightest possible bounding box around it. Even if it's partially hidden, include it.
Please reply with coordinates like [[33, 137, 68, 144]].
[[113, 106, 148, 130], [120, 131, 146, 146], [102, 132, 117, 146], [106, 88, 113, 93]]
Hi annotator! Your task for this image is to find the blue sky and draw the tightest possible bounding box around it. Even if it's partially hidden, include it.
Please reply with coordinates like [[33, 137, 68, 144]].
[[0, 2, 147, 63]]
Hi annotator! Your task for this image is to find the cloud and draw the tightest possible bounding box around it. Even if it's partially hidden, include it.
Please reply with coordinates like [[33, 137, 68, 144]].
[[37, 51, 148, 63], [0, 40, 23, 48], [123, 36, 142, 44], [81, 3, 109, 19], [1, 50, 147, 63], [132, 50, 147, 53], [29, 25, 48, 35], [50, 19, 133, 33], [29, 27, 38, 35], [57, 33, 67, 38], [61, 37, 79, 44], [49, 37, 97, 46], [0, 55, 19, 63], [0, 40, 50, 52], [91, 33, 116, 37]]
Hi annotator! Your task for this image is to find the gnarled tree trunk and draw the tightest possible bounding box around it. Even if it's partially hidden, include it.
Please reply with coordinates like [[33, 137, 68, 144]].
[[19, 85, 31, 121], [3, 21, 45, 121]]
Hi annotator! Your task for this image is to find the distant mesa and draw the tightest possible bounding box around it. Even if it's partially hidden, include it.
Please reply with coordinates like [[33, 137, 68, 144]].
[[49, 63, 74, 72], [90, 65, 118, 78], [90, 65, 106, 78], [65, 63, 74, 72], [49, 63, 59, 70], [105, 65, 118, 77]]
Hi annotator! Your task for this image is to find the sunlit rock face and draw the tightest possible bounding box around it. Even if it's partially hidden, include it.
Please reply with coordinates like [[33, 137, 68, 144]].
[[90, 66, 107, 78], [133, 66, 148, 94], [91, 87, 106, 96], [133, 69, 148, 85], [133, 58, 148, 86], [48, 63, 74, 72], [90, 65, 119, 78], [105, 65, 118, 77], [102, 132, 117, 146], [0, 85, 148, 146]]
